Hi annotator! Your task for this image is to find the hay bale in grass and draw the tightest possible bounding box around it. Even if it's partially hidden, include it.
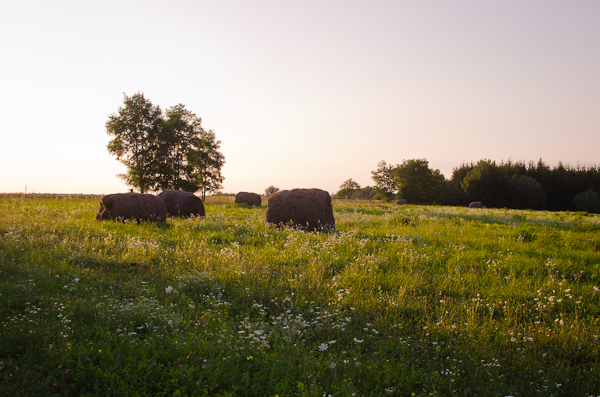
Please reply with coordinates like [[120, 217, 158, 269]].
[[396, 199, 408, 205], [235, 192, 261, 207], [265, 188, 334, 231], [95, 193, 167, 222], [158, 190, 205, 217], [469, 201, 483, 208]]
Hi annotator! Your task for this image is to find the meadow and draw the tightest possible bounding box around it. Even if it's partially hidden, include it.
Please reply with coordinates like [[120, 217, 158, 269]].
[[1, 197, 599, 396]]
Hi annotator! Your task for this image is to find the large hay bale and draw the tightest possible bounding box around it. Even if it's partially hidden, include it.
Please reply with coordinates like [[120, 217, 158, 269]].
[[265, 188, 335, 231], [95, 193, 167, 222], [468, 201, 483, 208], [235, 192, 261, 207], [158, 190, 205, 217], [396, 199, 408, 205]]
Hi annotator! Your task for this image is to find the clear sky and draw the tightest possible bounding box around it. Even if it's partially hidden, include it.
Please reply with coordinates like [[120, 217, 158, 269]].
[[1, 0, 599, 195]]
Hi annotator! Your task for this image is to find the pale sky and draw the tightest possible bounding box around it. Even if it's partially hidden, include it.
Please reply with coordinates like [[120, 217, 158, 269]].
[[1, 1, 599, 195]]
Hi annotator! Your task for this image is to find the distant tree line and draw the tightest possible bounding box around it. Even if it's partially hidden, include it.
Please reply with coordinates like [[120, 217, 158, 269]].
[[450, 159, 600, 212], [336, 158, 600, 213]]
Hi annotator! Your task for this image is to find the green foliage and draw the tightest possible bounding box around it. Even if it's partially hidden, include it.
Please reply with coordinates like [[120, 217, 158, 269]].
[[354, 186, 378, 200], [264, 186, 280, 196], [2, 198, 600, 395], [506, 175, 546, 210], [572, 189, 600, 213], [442, 180, 468, 206], [394, 159, 445, 204], [106, 93, 225, 197], [186, 128, 226, 201], [461, 159, 508, 208], [337, 178, 361, 200], [371, 160, 398, 201], [450, 161, 474, 187], [454, 158, 600, 211], [106, 92, 163, 193]]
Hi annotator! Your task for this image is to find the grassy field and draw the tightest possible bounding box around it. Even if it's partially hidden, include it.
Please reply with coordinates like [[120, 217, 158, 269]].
[[1, 197, 599, 396]]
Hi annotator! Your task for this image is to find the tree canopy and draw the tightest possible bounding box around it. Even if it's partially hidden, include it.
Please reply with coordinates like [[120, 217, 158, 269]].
[[460, 159, 509, 208], [106, 93, 162, 193], [395, 159, 445, 204], [106, 93, 225, 199], [338, 178, 361, 199], [451, 158, 600, 212], [265, 186, 280, 196], [371, 161, 398, 201]]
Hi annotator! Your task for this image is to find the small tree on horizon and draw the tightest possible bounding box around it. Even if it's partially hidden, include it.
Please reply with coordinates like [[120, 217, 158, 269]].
[[265, 186, 280, 196], [338, 178, 361, 200], [371, 160, 398, 201]]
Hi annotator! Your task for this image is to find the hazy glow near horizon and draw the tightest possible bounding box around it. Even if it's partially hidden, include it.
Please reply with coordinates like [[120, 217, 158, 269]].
[[1, 1, 599, 195]]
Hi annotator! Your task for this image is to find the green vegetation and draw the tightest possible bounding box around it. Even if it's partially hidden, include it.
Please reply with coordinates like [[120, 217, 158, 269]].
[[337, 179, 361, 200], [1, 198, 600, 396], [366, 158, 600, 212], [395, 159, 445, 205], [450, 159, 600, 211], [106, 93, 225, 198], [264, 186, 280, 197]]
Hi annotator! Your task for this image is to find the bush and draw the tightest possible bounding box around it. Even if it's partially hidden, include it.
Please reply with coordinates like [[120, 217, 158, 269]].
[[506, 175, 546, 210], [572, 189, 600, 213], [461, 159, 508, 208]]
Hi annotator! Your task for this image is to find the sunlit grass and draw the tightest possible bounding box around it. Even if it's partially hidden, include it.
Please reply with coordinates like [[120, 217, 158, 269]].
[[1, 198, 599, 396]]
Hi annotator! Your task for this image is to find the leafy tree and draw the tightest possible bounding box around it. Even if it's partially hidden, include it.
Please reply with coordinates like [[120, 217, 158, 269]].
[[461, 159, 508, 208], [371, 161, 398, 201], [265, 186, 280, 196], [338, 178, 361, 199], [355, 186, 378, 200], [106, 93, 162, 193], [572, 189, 600, 213], [153, 104, 203, 191], [106, 93, 225, 199], [186, 128, 225, 201], [500, 158, 527, 178], [442, 180, 469, 206], [451, 157, 600, 210], [506, 175, 546, 210], [395, 159, 445, 204], [451, 161, 474, 187]]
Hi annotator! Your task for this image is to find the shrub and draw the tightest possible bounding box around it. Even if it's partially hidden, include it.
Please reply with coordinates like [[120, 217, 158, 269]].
[[572, 189, 600, 213]]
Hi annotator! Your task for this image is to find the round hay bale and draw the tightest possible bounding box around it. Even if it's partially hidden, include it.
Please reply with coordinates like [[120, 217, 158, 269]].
[[396, 199, 408, 205], [158, 190, 205, 217], [468, 201, 483, 209], [235, 192, 261, 207], [95, 193, 167, 222], [265, 188, 335, 231]]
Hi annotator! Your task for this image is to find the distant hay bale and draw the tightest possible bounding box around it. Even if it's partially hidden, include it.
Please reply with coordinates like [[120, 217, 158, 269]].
[[469, 201, 483, 209], [158, 190, 205, 217], [396, 199, 408, 205], [95, 193, 167, 222], [265, 188, 335, 231], [235, 192, 261, 207]]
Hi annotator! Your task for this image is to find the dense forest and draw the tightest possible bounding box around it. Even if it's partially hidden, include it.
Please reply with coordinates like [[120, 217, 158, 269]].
[[338, 159, 600, 213]]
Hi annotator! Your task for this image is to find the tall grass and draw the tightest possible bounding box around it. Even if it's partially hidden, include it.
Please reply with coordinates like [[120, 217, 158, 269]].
[[1, 198, 599, 396]]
